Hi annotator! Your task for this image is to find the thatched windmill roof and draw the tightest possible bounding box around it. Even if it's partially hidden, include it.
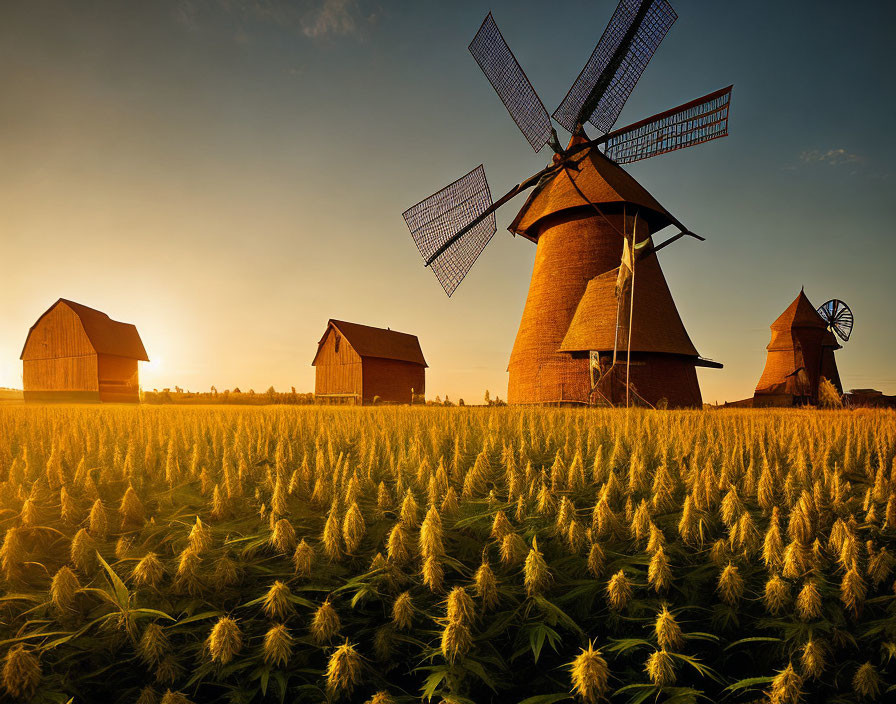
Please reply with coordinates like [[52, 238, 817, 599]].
[[509, 139, 676, 241], [558, 254, 700, 358], [770, 290, 830, 333]]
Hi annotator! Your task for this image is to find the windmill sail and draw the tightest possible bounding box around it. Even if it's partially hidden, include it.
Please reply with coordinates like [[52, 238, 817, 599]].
[[469, 13, 553, 152], [603, 85, 732, 163], [402, 165, 496, 297], [817, 299, 854, 342], [553, 0, 677, 135]]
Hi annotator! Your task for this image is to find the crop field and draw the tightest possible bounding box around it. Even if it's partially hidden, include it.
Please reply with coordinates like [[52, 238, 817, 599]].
[[0, 405, 894, 704]]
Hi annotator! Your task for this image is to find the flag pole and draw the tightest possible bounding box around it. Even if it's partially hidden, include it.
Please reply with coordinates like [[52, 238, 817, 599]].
[[612, 205, 625, 370], [626, 211, 639, 409]]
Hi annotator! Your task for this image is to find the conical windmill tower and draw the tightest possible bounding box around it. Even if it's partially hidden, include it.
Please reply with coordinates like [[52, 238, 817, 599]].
[[753, 291, 852, 407], [403, 0, 731, 407]]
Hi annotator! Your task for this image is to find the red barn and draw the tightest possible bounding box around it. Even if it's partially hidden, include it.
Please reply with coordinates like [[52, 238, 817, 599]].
[[312, 320, 426, 405], [21, 299, 149, 403]]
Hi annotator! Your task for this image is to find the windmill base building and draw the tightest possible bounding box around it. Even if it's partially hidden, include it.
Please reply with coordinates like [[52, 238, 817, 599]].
[[753, 291, 843, 407], [506, 138, 721, 407]]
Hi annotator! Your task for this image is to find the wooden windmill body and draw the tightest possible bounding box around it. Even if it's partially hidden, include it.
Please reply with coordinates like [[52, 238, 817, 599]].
[[403, 1, 732, 406], [506, 138, 715, 406], [753, 291, 846, 407]]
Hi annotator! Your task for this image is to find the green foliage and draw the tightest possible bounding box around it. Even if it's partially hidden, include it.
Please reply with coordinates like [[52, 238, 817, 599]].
[[0, 405, 893, 703]]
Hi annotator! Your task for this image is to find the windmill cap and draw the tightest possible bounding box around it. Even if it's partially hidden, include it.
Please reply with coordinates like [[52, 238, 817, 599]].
[[553, 132, 590, 164], [510, 141, 677, 239], [771, 290, 828, 331]]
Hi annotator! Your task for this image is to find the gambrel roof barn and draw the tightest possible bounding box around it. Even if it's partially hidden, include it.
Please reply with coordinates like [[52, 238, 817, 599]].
[[312, 319, 426, 405], [21, 299, 149, 403]]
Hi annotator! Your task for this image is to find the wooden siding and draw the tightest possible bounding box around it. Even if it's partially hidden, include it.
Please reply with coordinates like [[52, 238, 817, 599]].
[[755, 326, 838, 405], [820, 347, 842, 394], [23, 301, 100, 400], [361, 358, 425, 405], [508, 209, 704, 407], [22, 302, 94, 360], [98, 355, 140, 403], [23, 355, 98, 393], [23, 390, 102, 402], [509, 211, 627, 404], [22, 300, 146, 404], [314, 326, 363, 400], [529, 352, 701, 408]]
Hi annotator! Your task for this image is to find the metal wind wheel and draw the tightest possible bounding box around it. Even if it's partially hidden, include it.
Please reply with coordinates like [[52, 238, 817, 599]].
[[402, 0, 734, 296], [817, 299, 854, 342]]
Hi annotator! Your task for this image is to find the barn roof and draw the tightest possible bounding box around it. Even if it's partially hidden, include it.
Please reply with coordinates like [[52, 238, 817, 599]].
[[509, 135, 678, 241], [313, 320, 427, 367], [21, 299, 149, 361], [558, 253, 701, 359]]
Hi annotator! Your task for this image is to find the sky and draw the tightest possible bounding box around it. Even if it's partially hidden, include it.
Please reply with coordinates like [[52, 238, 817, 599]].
[[1, 0, 894, 403]]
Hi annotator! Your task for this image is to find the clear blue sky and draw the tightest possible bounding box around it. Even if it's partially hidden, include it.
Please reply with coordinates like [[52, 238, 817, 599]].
[[1, 0, 893, 402]]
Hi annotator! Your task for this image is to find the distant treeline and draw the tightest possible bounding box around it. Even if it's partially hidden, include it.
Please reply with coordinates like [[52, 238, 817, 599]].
[[142, 387, 315, 405], [140, 387, 492, 406]]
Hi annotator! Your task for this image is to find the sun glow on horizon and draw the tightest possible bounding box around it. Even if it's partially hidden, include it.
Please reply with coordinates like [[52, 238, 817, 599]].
[[141, 355, 162, 382]]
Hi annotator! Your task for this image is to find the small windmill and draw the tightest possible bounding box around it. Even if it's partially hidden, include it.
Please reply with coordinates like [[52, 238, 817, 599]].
[[754, 292, 850, 407], [403, 0, 732, 407]]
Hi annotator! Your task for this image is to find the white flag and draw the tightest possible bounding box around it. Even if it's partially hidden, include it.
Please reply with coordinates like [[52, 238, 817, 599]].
[[616, 233, 653, 298]]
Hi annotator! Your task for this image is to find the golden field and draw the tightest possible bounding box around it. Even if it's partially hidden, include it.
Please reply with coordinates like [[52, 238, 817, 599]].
[[0, 405, 894, 704]]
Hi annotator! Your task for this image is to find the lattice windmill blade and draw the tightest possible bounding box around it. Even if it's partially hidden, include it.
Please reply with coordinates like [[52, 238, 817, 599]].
[[402, 165, 496, 297], [553, 0, 677, 135], [817, 299, 854, 342], [601, 85, 732, 164], [469, 13, 553, 152]]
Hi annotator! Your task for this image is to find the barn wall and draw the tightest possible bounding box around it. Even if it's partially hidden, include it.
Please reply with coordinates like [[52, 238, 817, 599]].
[[361, 358, 425, 404], [23, 390, 102, 403], [22, 303, 94, 360], [97, 355, 140, 403], [23, 356, 99, 399], [22, 302, 99, 401], [314, 326, 363, 402]]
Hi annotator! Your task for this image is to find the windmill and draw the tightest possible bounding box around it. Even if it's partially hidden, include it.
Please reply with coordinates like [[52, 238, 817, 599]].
[[753, 291, 850, 407], [402, 0, 732, 407]]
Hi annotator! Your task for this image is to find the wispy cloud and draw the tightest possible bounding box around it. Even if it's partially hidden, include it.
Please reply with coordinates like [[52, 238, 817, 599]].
[[799, 148, 863, 166], [299, 0, 364, 38], [790, 147, 889, 179], [174, 0, 379, 40]]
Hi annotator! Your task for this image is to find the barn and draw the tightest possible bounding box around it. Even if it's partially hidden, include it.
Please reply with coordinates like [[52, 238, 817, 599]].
[[21, 299, 149, 403], [312, 320, 426, 405]]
